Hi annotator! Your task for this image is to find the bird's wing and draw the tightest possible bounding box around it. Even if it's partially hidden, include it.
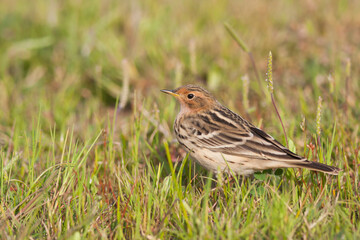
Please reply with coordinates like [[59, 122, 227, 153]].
[[183, 110, 304, 162]]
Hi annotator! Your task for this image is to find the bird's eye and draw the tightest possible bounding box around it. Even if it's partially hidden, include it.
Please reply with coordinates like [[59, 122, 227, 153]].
[[187, 93, 194, 99]]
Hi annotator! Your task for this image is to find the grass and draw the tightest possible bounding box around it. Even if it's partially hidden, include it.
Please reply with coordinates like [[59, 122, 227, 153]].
[[1, 0, 360, 238]]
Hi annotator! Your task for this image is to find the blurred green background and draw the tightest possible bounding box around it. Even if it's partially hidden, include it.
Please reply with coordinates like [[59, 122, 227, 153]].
[[2, 0, 359, 129], [1, 0, 359, 238]]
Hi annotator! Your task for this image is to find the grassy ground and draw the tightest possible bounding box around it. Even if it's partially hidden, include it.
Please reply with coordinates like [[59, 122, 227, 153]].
[[1, 0, 359, 239]]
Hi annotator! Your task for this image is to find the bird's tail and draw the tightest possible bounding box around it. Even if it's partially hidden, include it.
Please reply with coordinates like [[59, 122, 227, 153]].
[[291, 160, 341, 175]]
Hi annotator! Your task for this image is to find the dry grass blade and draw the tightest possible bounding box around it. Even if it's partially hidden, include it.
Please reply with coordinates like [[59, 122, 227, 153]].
[[224, 22, 264, 95], [267, 51, 289, 148]]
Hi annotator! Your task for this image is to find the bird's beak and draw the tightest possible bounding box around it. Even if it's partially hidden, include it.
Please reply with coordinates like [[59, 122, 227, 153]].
[[160, 89, 179, 97]]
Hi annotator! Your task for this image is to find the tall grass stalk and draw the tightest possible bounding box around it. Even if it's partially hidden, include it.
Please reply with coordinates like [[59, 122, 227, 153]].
[[224, 22, 264, 95], [266, 51, 289, 148]]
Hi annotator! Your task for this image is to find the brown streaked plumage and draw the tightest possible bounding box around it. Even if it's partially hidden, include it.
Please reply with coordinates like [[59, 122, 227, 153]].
[[161, 85, 341, 175]]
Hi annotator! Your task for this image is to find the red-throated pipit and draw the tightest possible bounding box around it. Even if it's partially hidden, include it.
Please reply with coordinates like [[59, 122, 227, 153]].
[[161, 85, 340, 175]]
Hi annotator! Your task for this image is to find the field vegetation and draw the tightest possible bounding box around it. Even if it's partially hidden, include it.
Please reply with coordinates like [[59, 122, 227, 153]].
[[0, 0, 359, 238]]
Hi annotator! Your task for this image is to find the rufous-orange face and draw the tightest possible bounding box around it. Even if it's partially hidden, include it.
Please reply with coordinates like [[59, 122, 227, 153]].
[[161, 85, 216, 113]]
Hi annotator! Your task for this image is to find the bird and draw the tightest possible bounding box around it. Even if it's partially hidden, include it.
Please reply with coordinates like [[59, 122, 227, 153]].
[[161, 84, 340, 176]]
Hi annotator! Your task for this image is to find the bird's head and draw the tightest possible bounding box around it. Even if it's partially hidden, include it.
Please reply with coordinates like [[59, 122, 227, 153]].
[[161, 85, 217, 113]]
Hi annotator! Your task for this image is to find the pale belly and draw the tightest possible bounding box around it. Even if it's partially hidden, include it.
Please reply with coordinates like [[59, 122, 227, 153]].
[[189, 148, 255, 175]]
